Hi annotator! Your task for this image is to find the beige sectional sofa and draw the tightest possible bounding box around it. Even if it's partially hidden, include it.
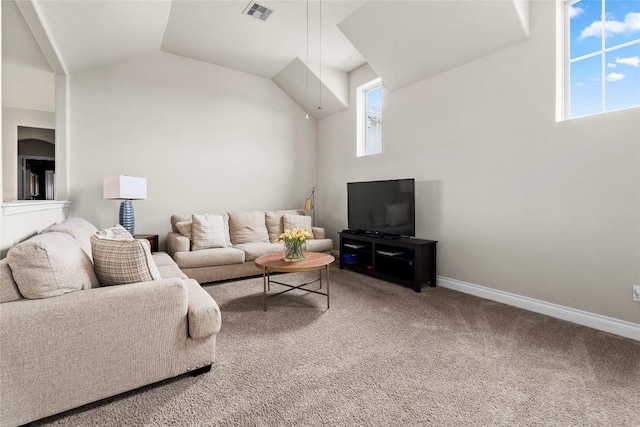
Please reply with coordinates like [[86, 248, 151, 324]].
[[167, 209, 334, 284], [0, 218, 221, 426]]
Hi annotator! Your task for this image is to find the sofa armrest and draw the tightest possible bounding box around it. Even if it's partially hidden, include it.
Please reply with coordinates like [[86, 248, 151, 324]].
[[183, 279, 222, 340], [167, 232, 190, 257], [0, 279, 189, 426], [312, 227, 325, 239]]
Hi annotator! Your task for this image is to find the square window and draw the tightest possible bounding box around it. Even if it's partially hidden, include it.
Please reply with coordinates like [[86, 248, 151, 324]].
[[563, 0, 640, 119]]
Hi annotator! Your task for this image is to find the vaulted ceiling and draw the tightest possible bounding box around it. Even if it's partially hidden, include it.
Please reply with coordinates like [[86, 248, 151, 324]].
[[18, 0, 530, 119]]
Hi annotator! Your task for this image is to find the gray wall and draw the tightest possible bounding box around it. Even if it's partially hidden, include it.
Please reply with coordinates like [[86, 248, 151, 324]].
[[69, 52, 317, 249], [317, 1, 640, 324]]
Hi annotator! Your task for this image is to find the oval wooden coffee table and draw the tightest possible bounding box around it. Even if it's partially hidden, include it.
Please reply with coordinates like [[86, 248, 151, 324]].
[[254, 252, 335, 311]]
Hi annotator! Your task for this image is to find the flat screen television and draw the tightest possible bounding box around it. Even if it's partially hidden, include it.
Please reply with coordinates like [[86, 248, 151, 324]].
[[347, 178, 415, 237]]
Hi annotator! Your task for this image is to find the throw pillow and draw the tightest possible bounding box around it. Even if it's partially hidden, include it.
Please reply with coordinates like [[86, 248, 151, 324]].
[[91, 236, 162, 286], [265, 210, 304, 242], [171, 214, 191, 232], [7, 233, 100, 299], [191, 214, 228, 250], [95, 224, 134, 240], [175, 220, 193, 240], [283, 214, 313, 238]]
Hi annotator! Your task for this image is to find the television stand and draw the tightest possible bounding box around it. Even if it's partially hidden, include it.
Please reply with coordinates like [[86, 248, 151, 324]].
[[377, 233, 402, 240], [342, 228, 366, 235], [339, 231, 437, 292]]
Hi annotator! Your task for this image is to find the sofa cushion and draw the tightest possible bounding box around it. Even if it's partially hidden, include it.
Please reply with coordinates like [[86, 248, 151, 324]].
[[41, 217, 99, 257], [157, 264, 188, 280], [91, 236, 162, 286], [283, 214, 313, 237], [173, 247, 246, 268], [265, 210, 305, 242], [152, 252, 188, 279], [0, 260, 22, 302], [152, 251, 179, 267], [228, 211, 269, 244], [234, 242, 285, 261], [192, 214, 229, 250], [7, 233, 100, 299]]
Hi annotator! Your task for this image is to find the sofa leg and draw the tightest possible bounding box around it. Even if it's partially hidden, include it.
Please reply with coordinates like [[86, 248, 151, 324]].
[[190, 364, 212, 377]]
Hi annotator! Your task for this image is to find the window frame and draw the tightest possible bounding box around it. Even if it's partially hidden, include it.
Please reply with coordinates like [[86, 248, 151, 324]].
[[356, 77, 383, 157], [562, 0, 640, 119]]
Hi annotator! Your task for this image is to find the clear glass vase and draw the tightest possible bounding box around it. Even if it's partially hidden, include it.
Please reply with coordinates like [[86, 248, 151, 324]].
[[283, 240, 305, 262]]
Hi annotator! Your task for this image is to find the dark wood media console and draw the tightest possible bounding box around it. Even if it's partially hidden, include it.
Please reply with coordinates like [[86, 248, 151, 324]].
[[339, 231, 437, 292]]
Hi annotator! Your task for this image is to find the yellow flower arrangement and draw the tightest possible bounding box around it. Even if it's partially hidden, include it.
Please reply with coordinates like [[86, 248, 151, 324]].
[[278, 227, 312, 262]]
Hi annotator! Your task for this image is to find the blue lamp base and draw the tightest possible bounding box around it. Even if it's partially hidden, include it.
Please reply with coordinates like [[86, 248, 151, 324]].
[[119, 200, 135, 235]]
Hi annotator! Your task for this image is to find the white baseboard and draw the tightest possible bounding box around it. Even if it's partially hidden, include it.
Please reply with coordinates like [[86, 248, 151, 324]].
[[437, 276, 640, 341]]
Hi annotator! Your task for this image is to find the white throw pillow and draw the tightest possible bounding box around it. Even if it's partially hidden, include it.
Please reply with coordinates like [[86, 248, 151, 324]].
[[91, 236, 162, 286], [95, 224, 134, 240], [283, 214, 313, 238], [192, 214, 228, 250]]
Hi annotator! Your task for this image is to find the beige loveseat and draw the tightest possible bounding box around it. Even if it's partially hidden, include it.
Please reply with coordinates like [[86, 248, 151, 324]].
[[0, 218, 221, 426], [167, 209, 334, 284]]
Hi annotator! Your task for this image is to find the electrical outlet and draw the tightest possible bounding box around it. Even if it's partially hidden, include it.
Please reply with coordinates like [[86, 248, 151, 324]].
[[634, 285, 640, 302]]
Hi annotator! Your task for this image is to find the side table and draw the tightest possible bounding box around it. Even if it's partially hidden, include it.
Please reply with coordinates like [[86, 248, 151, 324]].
[[134, 234, 159, 252]]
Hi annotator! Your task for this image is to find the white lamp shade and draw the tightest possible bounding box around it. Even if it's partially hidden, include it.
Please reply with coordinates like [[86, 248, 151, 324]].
[[103, 175, 147, 200]]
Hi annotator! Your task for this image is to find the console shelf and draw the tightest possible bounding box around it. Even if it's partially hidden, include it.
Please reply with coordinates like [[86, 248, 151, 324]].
[[339, 231, 437, 292]]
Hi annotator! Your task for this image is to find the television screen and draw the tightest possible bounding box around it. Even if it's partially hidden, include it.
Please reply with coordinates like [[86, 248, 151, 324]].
[[347, 178, 415, 237]]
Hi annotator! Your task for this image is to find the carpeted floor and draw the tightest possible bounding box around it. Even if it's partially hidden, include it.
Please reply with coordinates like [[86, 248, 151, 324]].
[[36, 267, 640, 426]]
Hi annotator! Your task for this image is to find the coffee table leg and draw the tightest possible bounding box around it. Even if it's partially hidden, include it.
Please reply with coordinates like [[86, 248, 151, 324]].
[[263, 268, 268, 311], [326, 265, 330, 309], [319, 270, 323, 289]]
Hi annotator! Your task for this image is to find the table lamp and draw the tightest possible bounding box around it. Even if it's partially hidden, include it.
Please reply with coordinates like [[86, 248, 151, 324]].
[[103, 175, 147, 235]]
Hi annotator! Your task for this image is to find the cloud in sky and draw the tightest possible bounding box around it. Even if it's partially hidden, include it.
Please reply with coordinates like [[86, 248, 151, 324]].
[[616, 56, 640, 67], [608, 63, 617, 68], [580, 12, 640, 40], [606, 72, 626, 82], [576, 82, 585, 87], [569, 5, 584, 19]]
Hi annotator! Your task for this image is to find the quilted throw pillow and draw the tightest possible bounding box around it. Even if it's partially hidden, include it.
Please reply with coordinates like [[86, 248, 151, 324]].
[[191, 214, 228, 250], [91, 236, 161, 286]]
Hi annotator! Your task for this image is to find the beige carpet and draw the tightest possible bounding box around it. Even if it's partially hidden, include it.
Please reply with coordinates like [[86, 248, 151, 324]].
[[36, 267, 639, 426]]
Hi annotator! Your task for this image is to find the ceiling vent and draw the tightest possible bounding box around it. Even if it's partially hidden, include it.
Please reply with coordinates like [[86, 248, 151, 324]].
[[243, 1, 274, 22]]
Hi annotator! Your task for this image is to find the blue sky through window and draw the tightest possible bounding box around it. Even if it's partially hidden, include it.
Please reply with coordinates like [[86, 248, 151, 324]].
[[365, 83, 382, 155], [568, 0, 640, 117]]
